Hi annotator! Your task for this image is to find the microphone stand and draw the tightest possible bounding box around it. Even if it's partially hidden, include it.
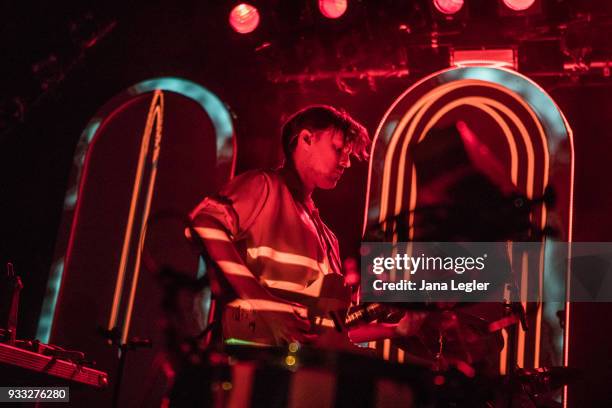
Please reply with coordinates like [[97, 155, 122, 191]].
[[99, 327, 152, 408], [503, 281, 529, 408]]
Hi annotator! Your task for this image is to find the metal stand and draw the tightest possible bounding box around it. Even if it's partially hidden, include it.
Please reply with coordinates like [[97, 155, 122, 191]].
[[100, 327, 152, 408]]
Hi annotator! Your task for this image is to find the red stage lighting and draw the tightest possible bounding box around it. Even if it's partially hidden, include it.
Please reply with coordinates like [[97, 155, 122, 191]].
[[229, 3, 260, 34], [319, 0, 348, 19], [433, 0, 464, 15], [502, 0, 536, 11]]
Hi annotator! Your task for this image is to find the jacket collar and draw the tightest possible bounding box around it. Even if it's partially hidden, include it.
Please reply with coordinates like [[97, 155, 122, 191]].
[[278, 165, 314, 209]]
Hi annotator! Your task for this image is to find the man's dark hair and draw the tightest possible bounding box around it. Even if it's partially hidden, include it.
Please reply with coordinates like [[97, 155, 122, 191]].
[[281, 105, 370, 164]]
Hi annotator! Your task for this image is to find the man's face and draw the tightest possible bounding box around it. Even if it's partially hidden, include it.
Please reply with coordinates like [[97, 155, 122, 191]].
[[305, 127, 352, 190]]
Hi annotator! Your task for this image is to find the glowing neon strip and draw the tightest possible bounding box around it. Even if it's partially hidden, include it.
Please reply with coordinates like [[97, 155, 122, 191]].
[[197, 257, 207, 279], [534, 245, 546, 367], [383, 338, 391, 361], [500, 328, 509, 375], [408, 167, 417, 240], [563, 114, 575, 408], [120, 92, 165, 345], [517, 252, 529, 368], [499, 271, 513, 376], [397, 348, 405, 363], [379, 85, 435, 224], [108, 91, 164, 335], [35, 259, 64, 342], [225, 338, 271, 347], [454, 60, 511, 69]]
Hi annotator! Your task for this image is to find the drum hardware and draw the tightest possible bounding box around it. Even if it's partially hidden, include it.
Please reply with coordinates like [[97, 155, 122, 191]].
[[514, 366, 581, 405]]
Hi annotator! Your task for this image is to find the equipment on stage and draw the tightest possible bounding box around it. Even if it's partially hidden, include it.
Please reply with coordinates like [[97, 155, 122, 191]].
[[0, 263, 22, 345], [169, 339, 579, 407], [0, 263, 108, 389], [170, 343, 483, 407], [166, 245, 577, 407], [0, 341, 108, 388], [164, 280, 579, 407]]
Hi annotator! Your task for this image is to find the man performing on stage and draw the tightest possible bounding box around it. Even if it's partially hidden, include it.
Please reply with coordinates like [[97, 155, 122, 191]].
[[186, 105, 370, 346]]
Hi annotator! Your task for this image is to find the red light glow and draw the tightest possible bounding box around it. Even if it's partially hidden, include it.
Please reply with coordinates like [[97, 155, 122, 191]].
[[433, 375, 446, 386], [229, 3, 260, 34], [433, 0, 464, 15], [319, 0, 348, 19], [502, 0, 536, 11]]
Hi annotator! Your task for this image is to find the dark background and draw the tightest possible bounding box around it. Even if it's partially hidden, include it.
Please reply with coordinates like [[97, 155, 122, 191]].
[[1, 0, 612, 405]]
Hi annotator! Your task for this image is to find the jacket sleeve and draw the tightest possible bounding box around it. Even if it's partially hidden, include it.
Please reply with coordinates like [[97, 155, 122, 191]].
[[188, 170, 270, 240], [185, 171, 276, 302]]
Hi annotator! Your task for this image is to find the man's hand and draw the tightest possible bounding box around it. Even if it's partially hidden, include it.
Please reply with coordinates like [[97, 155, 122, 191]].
[[224, 297, 315, 345], [348, 311, 428, 343], [258, 303, 314, 345], [395, 311, 427, 337]]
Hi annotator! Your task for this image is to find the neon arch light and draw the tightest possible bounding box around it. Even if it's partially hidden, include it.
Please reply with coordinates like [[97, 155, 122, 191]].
[[364, 66, 574, 378], [36, 77, 236, 343]]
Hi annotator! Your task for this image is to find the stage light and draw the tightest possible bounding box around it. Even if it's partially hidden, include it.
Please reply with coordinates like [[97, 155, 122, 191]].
[[502, 0, 536, 11], [319, 0, 348, 19], [229, 3, 260, 34], [433, 0, 464, 15]]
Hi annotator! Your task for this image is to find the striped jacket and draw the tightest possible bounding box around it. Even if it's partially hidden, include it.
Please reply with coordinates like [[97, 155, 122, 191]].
[[187, 167, 351, 343]]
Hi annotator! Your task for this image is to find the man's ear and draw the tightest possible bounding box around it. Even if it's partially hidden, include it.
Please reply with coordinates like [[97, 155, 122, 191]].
[[299, 129, 312, 146]]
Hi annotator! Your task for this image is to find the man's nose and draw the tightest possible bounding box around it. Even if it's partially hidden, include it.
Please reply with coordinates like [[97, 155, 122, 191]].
[[340, 154, 351, 169]]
